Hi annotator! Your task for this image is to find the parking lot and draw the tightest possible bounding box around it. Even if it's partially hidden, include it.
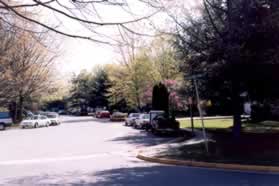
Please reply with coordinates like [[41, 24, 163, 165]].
[[1, 116, 279, 185], [0, 116, 170, 184]]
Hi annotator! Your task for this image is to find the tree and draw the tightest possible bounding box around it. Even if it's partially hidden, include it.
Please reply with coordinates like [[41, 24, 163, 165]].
[[68, 70, 91, 114], [0, 26, 56, 122], [68, 67, 111, 112], [162, 79, 186, 113], [152, 82, 169, 115], [89, 67, 111, 109], [148, 36, 182, 80], [107, 56, 158, 110], [105, 63, 131, 111], [114, 33, 160, 110], [173, 0, 279, 137], [0, 24, 17, 105]]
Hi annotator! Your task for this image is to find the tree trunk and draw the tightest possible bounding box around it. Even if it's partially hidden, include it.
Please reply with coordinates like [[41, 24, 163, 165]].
[[17, 95, 24, 123], [9, 101, 17, 124], [136, 91, 141, 111]]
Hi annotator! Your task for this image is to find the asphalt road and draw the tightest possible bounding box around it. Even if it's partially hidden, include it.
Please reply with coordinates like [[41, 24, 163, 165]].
[[0, 116, 278, 185]]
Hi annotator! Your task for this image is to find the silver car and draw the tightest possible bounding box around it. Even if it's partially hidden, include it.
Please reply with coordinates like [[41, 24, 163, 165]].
[[134, 114, 150, 129], [125, 113, 140, 126]]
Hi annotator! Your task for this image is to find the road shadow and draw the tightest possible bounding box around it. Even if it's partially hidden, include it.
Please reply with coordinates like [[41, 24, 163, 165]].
[[3, 165, 279, 185], [91, 118, 122, 124], [62, 118, 96, 124], [109, 130, 174, 147], [62, 118, 119, 124]]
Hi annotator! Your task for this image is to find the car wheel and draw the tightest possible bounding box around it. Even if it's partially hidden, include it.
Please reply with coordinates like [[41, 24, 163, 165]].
[[46, 122, 49, 127], [34, 123, 38, 128]]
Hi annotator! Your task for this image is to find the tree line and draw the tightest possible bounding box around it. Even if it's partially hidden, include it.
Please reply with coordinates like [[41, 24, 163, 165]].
[[66, 36, 187, 114], [3, 0, 279, 137]]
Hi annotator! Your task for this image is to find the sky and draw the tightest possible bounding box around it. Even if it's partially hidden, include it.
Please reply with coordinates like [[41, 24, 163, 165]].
[[46, 0, 201, 76], [57, 38, 115, 75], [48, 0, 156, 76]]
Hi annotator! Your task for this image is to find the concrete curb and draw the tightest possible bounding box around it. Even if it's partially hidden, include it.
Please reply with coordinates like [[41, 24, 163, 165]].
[[137, 152, 279, 173]]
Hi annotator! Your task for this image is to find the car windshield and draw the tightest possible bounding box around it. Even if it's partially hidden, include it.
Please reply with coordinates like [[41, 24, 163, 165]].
[[26, 116, 38, 120], [143, 114, 149, 119], [130, 113, 139, 117]]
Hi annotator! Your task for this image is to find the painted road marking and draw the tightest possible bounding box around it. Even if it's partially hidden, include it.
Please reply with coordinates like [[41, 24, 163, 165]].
[[0, 151, 135, 166]]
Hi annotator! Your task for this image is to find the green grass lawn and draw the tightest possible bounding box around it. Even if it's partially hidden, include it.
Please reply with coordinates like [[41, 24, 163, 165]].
[[179, 119, 233, 129], [179, 118, 279, 133]]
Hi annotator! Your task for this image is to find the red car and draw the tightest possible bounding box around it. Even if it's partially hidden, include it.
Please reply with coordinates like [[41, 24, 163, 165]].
[[96, 111, 110, 118]]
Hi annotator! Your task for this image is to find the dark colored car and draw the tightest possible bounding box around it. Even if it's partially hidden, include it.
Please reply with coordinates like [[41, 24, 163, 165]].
[[151, 115, 180, 135], [96, 110, 111, 118], [0, 112, 12, 130]]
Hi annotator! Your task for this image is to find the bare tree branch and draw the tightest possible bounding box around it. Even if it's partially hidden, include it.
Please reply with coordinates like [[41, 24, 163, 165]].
[[0, 0, 111, 43], [0, 0, 55, 9]]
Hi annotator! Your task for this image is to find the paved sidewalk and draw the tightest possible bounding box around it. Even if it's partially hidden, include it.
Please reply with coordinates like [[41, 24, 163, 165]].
[[139, 130, 211, 158], [137, 130, 279, 174]]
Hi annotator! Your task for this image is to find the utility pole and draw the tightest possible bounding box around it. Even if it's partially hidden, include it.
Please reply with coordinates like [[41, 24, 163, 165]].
[[189, 98, 194, 134], [189, 79, 194, 134], [193, 78, 208, 153], [185, 74, 208, 153]]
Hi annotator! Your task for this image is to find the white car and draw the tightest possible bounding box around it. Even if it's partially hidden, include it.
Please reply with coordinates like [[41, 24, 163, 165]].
[[20, 115, 50, 128], [45, 113, 60, 125], [134, 114, 150, 129], [124, 113, 140, 126]]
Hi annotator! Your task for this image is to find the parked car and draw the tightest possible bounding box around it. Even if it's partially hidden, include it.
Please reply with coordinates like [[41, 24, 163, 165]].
[[0, 112, 13, 131], [20, 115, 51, 128], [151, 114, 180, 135], [110, 112, 127, 121], [23, 110, 34, 118], [125, 113, 140, 126], [45, 112, 60, 126], [134, 114, 150, 129], [146, 110, 165, 131], [149, 110, 165, 122], [58, 110, 67, 115], [96, 110, 111, 118], [80, 109, 88, 116]]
